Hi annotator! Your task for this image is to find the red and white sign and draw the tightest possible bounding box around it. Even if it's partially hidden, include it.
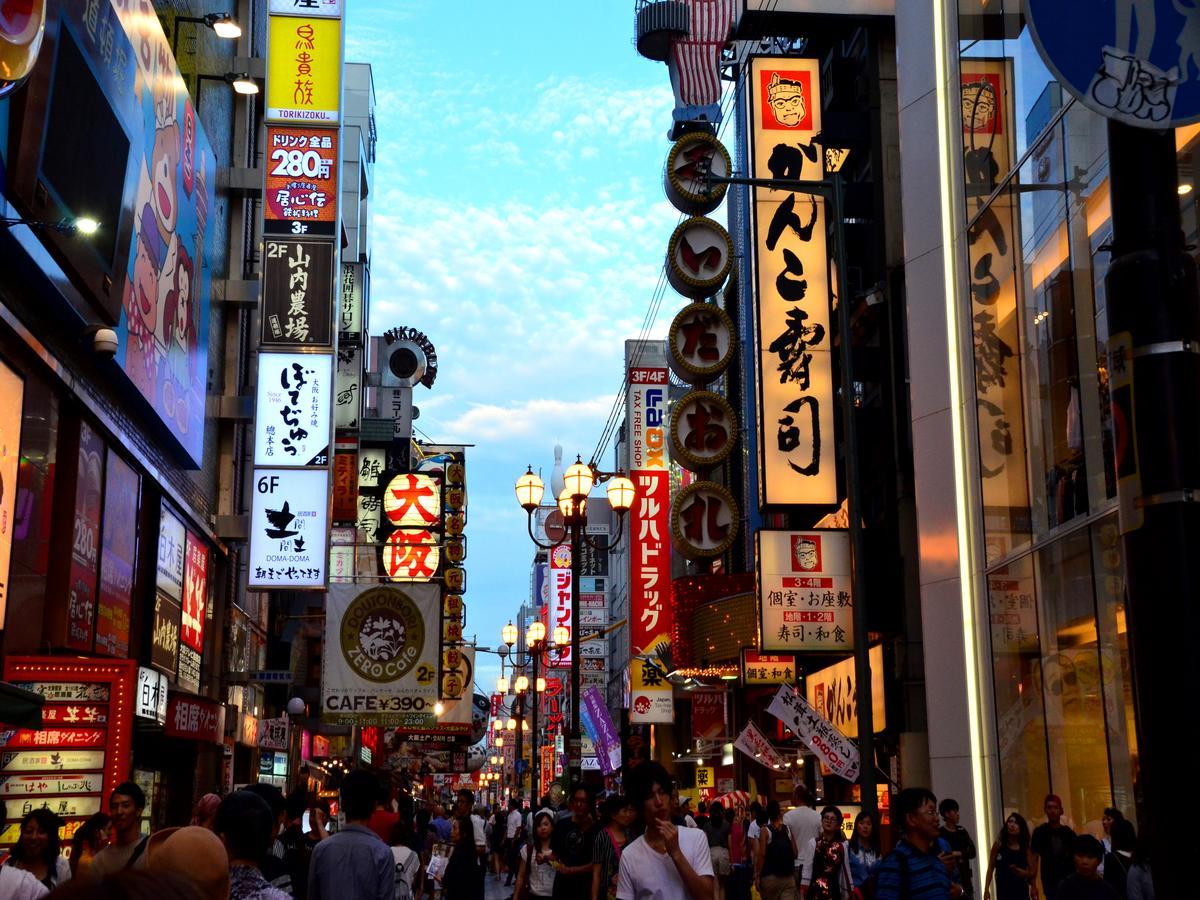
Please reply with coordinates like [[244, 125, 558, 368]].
[[690, 691, 725, 740], [0, 729, 107, 749], [264, 125, 339, 238], [181, 533, 207, 653], [627, 363, 672, 656], [550, 544, 572, 667], [164, 694, 224, 743], [758, 530, 853, 652]]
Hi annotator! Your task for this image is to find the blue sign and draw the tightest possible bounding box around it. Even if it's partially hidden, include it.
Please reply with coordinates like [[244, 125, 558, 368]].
[[515, 758, 528, 774], [1026, 1, 1200, 127]]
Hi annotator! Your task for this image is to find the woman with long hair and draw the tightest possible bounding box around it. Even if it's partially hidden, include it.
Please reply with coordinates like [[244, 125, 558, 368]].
[[2, 808, 71, 889], [846, 810, 880, 891], [983, 812, 1035, 900], [68, 812, 111, 880], [799, 806, 851, 900], [591, 795, 635, 900], [515, 809, 558, 900]]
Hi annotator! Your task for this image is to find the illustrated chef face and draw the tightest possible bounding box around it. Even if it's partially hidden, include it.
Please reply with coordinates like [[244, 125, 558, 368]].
[[768, 73, 807, 128], [962, 81, 997, 133], [795, 539, 819, 571]]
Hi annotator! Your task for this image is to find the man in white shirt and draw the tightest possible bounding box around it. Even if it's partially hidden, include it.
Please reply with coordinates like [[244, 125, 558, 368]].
[[504, 796, 525, 885], [617, 763, 714, 900], [783, 784, 823, 888]]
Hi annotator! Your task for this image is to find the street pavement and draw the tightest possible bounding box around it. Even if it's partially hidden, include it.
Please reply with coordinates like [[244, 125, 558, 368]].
[[484, 871, 514, 900]]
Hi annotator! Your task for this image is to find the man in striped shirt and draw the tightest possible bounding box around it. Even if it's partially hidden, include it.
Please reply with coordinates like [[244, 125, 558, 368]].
[[875, 788, 956, 900]]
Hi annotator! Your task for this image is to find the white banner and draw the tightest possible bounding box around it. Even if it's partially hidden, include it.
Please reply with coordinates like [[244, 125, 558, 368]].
[[248, 469, 330, 589], [733, 720, 785, 768], [254, 352, 333, 467], [766, 684, 860, 782], [322, 584, 440, 725]]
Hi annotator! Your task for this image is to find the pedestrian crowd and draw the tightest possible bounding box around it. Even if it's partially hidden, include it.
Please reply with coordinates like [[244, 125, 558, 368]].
[[0, 775, 1152, 900]]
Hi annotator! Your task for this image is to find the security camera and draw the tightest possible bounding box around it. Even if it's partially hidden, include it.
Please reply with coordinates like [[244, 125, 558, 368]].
[[91, 327, 118, 359]]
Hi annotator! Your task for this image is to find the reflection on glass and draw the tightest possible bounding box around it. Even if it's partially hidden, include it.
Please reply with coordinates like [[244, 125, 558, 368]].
[[1036, 528, 1111, 831], [10, 374, 59, 609], [987, 553, 1049, 818]]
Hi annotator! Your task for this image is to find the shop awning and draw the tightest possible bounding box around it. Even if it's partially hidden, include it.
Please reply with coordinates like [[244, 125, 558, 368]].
[[0, 681, 44, 729]]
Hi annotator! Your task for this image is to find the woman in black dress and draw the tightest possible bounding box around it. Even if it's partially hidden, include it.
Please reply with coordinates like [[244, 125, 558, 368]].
[[983, 813, 1036, 900]]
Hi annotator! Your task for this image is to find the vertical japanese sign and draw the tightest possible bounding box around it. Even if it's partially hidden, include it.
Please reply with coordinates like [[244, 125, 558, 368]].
[[748, 58, 836, 507], [766, 684, 861, 782], [0, 360, 21, 630], [757, 530, 853, 652], [580, 687, 623, 775], [95, 454, 139, 657], [261, 240, 335, 346], [690, 690, 725, 740], [248, 469, 330, 589], [549, 544, 572, 667], [266, 14, 342, 124], [67, 422, 105, 651], [960, 58, 1028, 554], [254, 352, 333, 467], [626, 343, 673, 723], [178, 532, 207, 694]]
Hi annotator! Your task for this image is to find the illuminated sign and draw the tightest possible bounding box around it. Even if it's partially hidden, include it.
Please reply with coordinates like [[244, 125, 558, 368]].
[[266, 14, 343, 124], [747, 57, 836, 506], [758, 530, 853, 652], [0, 359, 22, 629], [254, 352, 333, 467], [264, 127, 339, 239], [248, 469, 330, 589]]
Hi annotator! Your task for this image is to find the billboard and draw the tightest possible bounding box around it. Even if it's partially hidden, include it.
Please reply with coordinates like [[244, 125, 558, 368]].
[[322, 585, 440, 726], [747, 57, 836, 507], [254, 352, 333, 467], [264, 127, 339, 239], [260, 240, 335, 347], [758, 530, 853, 652]]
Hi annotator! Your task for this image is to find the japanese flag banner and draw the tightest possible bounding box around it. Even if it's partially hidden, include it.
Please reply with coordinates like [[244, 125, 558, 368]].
[[733, 720, 785, 769], [766, 684, 860, 782]]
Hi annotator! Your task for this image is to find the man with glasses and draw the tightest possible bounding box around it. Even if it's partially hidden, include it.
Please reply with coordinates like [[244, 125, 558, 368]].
[[875, 788, 955, 900]]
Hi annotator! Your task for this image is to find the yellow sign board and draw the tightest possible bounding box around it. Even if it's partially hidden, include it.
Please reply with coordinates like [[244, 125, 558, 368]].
[[267, 15, 342, 124], [695, 767, 715, 791]]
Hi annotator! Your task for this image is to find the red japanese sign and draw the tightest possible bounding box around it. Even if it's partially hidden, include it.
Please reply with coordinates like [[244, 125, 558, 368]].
[[1, 728, 107, 749], [164, 694, 223, 743], [265, 125, 339, 238], [181, 533, 207, 654], [41, 704, 108, 726], [332, 452, 357, 522], [549, 544, 572, 667], [690, 691, 726, 741], [627, 366, 672, 656]]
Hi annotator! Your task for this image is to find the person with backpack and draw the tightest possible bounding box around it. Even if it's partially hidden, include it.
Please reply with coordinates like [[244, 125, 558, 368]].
[[390, 821, 421, 900], [757, 800, 798, 900], [874, 788, 953, 900], [1101, 819, 1135, 899]]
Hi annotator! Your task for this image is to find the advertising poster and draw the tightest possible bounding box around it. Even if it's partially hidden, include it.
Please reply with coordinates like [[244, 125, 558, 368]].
[[264, 127, 339, 239], [67, 422, 105, 651], [758, 530, 853, 652], [89, 1, 218, 467], [266, 14, 343, 124], [629, 657, 673, 724], [321, 584, 440, 726], [579, 688, 622, 775], [0, 359, 22, 629], [747, 57, 837, 506], [261, 240, 334, 347], [248, 469, 330, 589], [254, 352, 333, 467], [94, 453, 139, 657]]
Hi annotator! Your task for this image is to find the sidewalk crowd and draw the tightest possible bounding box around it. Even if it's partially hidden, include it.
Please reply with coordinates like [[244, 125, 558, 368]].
[[0, 769, 1152, 900]]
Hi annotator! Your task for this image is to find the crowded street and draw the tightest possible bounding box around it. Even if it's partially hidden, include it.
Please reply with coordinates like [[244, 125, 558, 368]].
[[0, 1, 1196, 898]]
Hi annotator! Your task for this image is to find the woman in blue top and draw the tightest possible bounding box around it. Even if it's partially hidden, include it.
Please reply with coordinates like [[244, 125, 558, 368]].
[[847, 811, 881, 890]]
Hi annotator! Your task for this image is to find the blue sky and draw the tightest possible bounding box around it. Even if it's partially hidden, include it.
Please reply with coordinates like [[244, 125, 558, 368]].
[[344, 1, 680, 693]]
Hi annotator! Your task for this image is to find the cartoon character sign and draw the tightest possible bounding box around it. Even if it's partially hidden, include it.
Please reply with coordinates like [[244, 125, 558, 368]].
[[109, 0, 214, 467]]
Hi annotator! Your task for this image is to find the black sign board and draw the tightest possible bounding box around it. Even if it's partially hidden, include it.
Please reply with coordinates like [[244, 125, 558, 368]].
[[151, 591, 182, 679], [261, 239, 334, 347]]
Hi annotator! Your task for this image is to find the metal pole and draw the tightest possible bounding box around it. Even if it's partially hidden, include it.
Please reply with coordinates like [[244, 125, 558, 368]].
[[832, 172, 877, 815], [531, 647, 540, 800], [515, 690, 524, 796], [1103, 118, 1200, 900], [570, 517, 583, 784]]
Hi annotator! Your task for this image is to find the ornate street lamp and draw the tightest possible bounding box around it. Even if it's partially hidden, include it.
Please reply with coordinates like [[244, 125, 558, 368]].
[[514, 457, 634, 780]]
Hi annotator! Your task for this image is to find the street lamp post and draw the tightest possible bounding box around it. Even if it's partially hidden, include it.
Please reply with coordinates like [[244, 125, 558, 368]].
[[503, 619, 564, 798], [514, 460, 635, 782]]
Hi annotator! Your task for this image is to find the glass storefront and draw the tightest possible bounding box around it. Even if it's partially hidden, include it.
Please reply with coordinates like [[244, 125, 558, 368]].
[[956, 3, 1199, 835]]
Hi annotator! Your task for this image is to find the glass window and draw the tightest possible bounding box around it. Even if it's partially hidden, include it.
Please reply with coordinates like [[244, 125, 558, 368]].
[[987, 553, 1050, 818], [1035, 527, 1111, 831]]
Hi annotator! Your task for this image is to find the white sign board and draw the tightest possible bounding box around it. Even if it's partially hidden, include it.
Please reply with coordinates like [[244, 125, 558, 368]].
[[335, 346, 360, 430], [270, 0, 343, 16], [155, 506, 186, 601], [135, 667, 169, 724], [733, 720, 785, 768], [321, 584, 440, 726], [766, 684, 860, 782], [248, 469, 330, 589], [758, 529, 853, 652], [254, 352, 333, 467]]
